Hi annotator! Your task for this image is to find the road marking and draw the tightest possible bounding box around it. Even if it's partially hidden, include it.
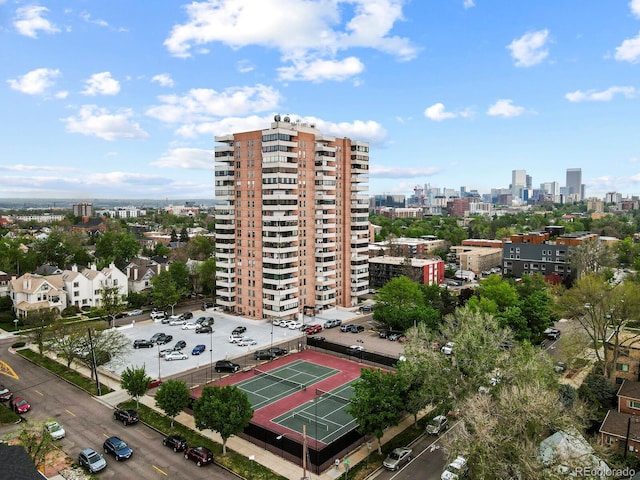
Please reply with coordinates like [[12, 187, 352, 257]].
[[103, 433, 110, 439], [0, 361, 19, 380], [152, 465, 168, 476], [65, 409, 76, 417], [34, 390, 44, 396]]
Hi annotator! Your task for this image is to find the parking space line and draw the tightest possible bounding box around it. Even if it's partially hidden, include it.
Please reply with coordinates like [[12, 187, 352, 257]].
[[65, 409, 76, 417], [152, 465, 168, 476], [34, 389, 44, 396]]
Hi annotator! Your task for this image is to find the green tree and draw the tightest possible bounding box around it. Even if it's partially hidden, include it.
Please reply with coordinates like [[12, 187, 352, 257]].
[[120, 366, 151, 409], [18, 420, 57, 472], [45, 320, 87, 368], [198, 258, 217, 299], [347, 368, 404, 454], [170, 229, 178, 243], [151, 270, 182, 313], [169, 261, 190, 296], [94, 231, 140, 265], [567, 238, 616, 279], [23, 309, 57, 355], [76, 326, 131, 380], [193, 385, 254, 456], [155, 379, 191, 428], [179, 227, 190, 243], [33, 231, 71, 268], [100, 285, 125, 327]]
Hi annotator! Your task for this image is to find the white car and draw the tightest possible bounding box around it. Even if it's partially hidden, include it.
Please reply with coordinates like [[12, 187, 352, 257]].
[[441, 455, 468, 480], [441, 342, 455, 355], [272, 319, 282, 326], [182, 322, 198, 330], [347, 345, 365, 352], [229, 334, 245, 343], [44, 421, 65, 440], [127, 309, 143, 316], [164, 351, 188, 361], [288, 321, 303, 330], [237, 338, 257, 347], [150, 311, 166, 320], [170, 317, 187, 326]]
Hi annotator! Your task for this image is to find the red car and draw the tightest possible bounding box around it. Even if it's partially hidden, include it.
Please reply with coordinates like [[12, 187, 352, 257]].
[[305, 324, 323, 335], [10, 397, 30, 414], [184, 446, 213, 467]]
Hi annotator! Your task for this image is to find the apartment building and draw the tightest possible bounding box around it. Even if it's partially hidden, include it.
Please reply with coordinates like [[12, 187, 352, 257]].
[[214, 116, 369, 321]]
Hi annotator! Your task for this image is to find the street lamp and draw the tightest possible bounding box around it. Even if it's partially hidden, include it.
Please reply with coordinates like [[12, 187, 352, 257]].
[[276, 434, 285, 458], [209, 329, 214, 383], [157, 342, 162, 381]]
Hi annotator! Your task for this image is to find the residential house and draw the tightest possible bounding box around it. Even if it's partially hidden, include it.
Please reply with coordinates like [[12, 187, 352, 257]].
[[9, 273, 67, 317], [71, 216, 107, 235], [604, 330, 640, 385], [0, 444, 45, 480], [124, 257, 168, 293], [0, 271, 10, 297], [600, 380, 640, 457]]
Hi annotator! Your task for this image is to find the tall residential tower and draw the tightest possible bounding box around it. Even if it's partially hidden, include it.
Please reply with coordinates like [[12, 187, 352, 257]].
[[213, 116, 370, 321]]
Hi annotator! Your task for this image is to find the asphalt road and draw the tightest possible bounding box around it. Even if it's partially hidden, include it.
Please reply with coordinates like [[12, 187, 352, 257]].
[[0, 337, 236, 480]]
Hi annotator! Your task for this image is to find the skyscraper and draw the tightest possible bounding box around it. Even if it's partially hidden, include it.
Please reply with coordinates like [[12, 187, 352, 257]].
[[511, 169, 527, 200], [565, 168, 583, 201], [213, 116, 370, 321]]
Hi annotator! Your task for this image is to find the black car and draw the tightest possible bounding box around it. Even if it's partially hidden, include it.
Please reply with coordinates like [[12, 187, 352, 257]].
[[180, 312, 194, 320], [103, 436, 133, 461], [113, 408, 139, 426], [163, 434, 188, 452], [350, 325, 365, 333], [268, 347, 288, 356], [196, 325, 213, 334], [133, 339, 154, 349], [215, 360, 240, 373], [156, 333, 173, 345], [254, 350, 276, 360], [184, 446, 213, 467], [202, 301, 214, 310], [172, 340, 187, 351], [150, 332, 166, 344], [307, 336, 326, 344], [232, 326, 247, 335]]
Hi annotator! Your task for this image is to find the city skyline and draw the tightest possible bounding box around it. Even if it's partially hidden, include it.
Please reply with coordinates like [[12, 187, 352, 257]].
[[2, 1, 640, 200]]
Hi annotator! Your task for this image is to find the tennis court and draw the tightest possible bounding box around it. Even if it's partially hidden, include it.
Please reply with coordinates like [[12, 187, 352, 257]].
[[273, 381, 358, 443], [236, 359, 339, 410]]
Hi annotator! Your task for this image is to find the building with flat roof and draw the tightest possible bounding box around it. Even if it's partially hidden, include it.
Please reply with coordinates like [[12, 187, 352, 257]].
[[214, 116, 369, 320], [368, 255, 444, 288]]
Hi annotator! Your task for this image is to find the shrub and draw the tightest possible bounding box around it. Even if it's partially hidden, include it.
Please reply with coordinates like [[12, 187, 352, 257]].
[[11, 341, 26, 349], [61, 305, 81, 317]]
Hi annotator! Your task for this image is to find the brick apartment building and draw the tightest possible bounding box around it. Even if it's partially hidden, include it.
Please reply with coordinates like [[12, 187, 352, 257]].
[[213, 116, 369, 321]]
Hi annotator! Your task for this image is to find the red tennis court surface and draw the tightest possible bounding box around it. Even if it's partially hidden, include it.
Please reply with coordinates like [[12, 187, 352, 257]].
[[189, 349, 363, 445]]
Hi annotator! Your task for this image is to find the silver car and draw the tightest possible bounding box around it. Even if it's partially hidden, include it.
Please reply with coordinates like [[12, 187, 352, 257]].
[[383, 447, 412, 471]]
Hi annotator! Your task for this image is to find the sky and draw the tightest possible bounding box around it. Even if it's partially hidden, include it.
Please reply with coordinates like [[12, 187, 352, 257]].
[[2, 1, 640, 201]]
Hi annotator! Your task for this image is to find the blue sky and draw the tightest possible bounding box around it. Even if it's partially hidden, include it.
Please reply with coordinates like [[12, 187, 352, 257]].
[[2, 0, 640, 200]]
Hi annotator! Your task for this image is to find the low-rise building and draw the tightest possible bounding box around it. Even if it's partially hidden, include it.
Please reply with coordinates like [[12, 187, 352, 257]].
[[368, 256, 444, 289], [600, 381, 640, 457]]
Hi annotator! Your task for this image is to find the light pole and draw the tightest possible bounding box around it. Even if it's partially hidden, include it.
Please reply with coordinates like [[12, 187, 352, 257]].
[[276, 434, 285, 458], [209, 329, 213, 383], [157, 342, 162, 381]]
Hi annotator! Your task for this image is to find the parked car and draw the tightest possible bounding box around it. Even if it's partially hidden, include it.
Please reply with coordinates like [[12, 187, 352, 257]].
[[340, 324, 354, 332], [158, 348, 173, 358], [305, 324, 323, 334], [324, 319, 341, 329], [229, 334, 245, 343], [201, 301, 214, 310], [232, 326, 247, 335], [148, 378, 162, 388], [103, 436, 133, 461], [347, 345, 365, 353], [215, 360, 240, 373], [441, 455, 468, 480], [308, 336, 326, 343], [426, 415, 449, 435], [268, 347, 288, 356], [78, 448, 107, 473], [359, 304, 374, 313], [127, 309, 143, 316], [113, 408, 139, 426], [165, 351, 189, 361], [383, 447, 412, 471], [254, 350, 276, 360], [44, 420, 66, 440], [272, 319, 282, 327], [349, 325, 365, 333], [184, 446, 213, 467], [379, 329, 390, 338], [196, 325, 213, 334], [150, 310, 166, 320], [196, 316, 214, 325], [544, 327, 561, 340], [288, 321, 303, 330], [169, 317, 187, 326], [555, 361, 567, 373], [150, 332, 167, 344], [10, 397, 30, 414], [192, 344, 206, 355], [237, 338, 257, 347], [180, 312, 194, 320], [133, 339, 154, 349], [172, 340, 187, 351], [0, 384, 13, 402], [441, 342, 455, 355], [156, 333, 173, 345], [163, 434, 188, 452], [182, 322, 197, 330], [387, 332, 403, 341]]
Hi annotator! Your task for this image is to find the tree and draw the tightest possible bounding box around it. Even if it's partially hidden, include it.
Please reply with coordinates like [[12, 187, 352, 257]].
[[100, 285, 125, 327], [567, 238, 616, 279], [347, 368, 404, 454], [75, 326, 131, 379], [198, 258, 217, 299], [23, 309, 57, 355], [168, 261, 190, 296], [120, 366, 151, 409], [150, 270, 182, 313], [193, 385, 254, 456], [18, 420, 57, 472], [179, 227, 190, 243], [45, 320, 87, 368], [155, 380, 191, 428], [33, 231, 71, 268], [94, 231, 140, 265]]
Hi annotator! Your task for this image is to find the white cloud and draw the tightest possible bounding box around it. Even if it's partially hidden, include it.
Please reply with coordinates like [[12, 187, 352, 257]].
[[565, 86, 636, 102], [507, 30, 550, 67], [631, 0, 640, 18], [14, 5, 60, 38], [82, 72, 121, 96], [424, 103, 457, 121], [0, 164, 74, 172], [236, 59, 255, 73], [615, 32, 640, 63], [151, 148, 214, 169], [63, 105, 149, 141], [487, 99, 525, 117], [463, 0, 475, 9], [146, 84, 281, 123], [7, 68, 60, 95], [369, 164, 442, 179], [151, 73, 175, 87], [278, 56, 364, 82], [164, 0, 416, 81], [80, 11, 109, 27], [55, 90, 69, 99]]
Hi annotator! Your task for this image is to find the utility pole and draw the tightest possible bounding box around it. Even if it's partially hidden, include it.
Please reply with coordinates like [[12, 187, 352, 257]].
[[87, 328, 101, 396]]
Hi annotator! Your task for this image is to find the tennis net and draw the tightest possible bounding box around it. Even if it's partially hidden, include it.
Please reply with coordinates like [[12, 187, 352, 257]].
[[316, 388, 351, 405], [253, 368, 306, 391]]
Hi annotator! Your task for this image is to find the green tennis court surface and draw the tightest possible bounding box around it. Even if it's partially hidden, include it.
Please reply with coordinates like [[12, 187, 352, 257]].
[[236, 359, 339, 410], [272, 381, 358, 443]]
